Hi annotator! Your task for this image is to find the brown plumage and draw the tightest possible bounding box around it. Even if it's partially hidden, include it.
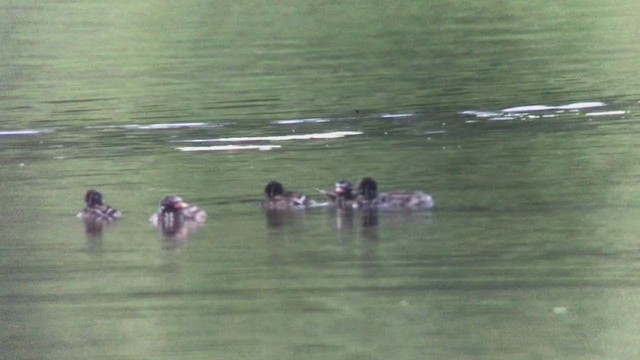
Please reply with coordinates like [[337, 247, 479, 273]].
[[357, 177, 434, 210], [261, 181, 315, 210], [77, 190, 122, 221], [149, 195, 207, 228]]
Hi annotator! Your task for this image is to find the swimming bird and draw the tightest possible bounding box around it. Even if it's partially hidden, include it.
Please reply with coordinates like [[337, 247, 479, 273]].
[[149, 195, 207, 228], [261, 181, 315, 210], [320, 179, 360, 209], [77, 190, 122, 221], [357, 177, 434, 209]]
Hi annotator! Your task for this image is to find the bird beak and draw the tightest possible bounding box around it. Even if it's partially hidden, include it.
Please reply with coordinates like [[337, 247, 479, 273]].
[[176, 202, 189, 209]]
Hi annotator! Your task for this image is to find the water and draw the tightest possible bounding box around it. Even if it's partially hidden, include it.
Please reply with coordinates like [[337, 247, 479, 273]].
[[2, 1, 640, 359]]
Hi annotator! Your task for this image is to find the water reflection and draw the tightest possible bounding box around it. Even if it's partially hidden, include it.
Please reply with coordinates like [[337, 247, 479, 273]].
[[360, 208, 379, 236], [334, 207, 380, 244], [156, 220, 205, 251], [359, 208, 381, 279], [82, 218, 111, 254], [333, 206, 382, 281], [335, 208, 355, 232], [264, 209, 305, 229], [82, 218, 109, 239]]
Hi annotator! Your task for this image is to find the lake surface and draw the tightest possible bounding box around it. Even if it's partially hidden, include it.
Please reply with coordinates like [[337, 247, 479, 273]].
[[2, 1, 640, 359]]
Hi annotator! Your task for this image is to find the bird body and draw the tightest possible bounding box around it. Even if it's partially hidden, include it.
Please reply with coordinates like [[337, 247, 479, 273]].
[[149, 195, 207, 227], [261, 181, 316, 210], [77, 190, 122, 221]]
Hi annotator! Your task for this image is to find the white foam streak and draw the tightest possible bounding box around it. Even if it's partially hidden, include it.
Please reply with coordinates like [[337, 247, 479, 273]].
[[502, 102, 606, 113], [382, 113, 414, 118], [0, 129, 53, 136], [585, 110, 627, 117], [87, 122, 221, 130], [557, 102, 606, 110], [176, 145, 281, 152], [460, 110, 502, 118], [174, 131, 363, 143], [131, 122, 208, 130], [274, 118, 330, 124], [502, 105, 555, 113]]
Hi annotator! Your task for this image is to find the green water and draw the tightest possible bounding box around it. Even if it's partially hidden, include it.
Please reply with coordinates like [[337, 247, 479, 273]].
[[2, 1, 640, 359]]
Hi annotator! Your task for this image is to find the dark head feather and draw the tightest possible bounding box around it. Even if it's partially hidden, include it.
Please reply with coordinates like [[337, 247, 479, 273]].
[[264, 181, 285, 199], [85, 190, 103, 207], [160, 195, 184, 213], [358, 177, 378, 200]]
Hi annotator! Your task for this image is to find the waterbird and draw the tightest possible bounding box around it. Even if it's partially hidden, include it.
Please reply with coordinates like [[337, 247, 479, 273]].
[[356, 177, 434, 210], [318, 179, 359, 209], [149, 195, 207, 228], [77, 190, 122, 221], [261, 181, 316, 210]]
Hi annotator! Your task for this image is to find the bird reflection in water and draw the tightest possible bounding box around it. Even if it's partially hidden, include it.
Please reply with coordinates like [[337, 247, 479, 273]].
[[158, 220, 206, 250], [265, 209, 295, 229], [332, 205, 381, 278], [360, 207, 379, 241], [263, 208, 309, 240], [335, 206, 379, 243], [82, 218, 110, 253]]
